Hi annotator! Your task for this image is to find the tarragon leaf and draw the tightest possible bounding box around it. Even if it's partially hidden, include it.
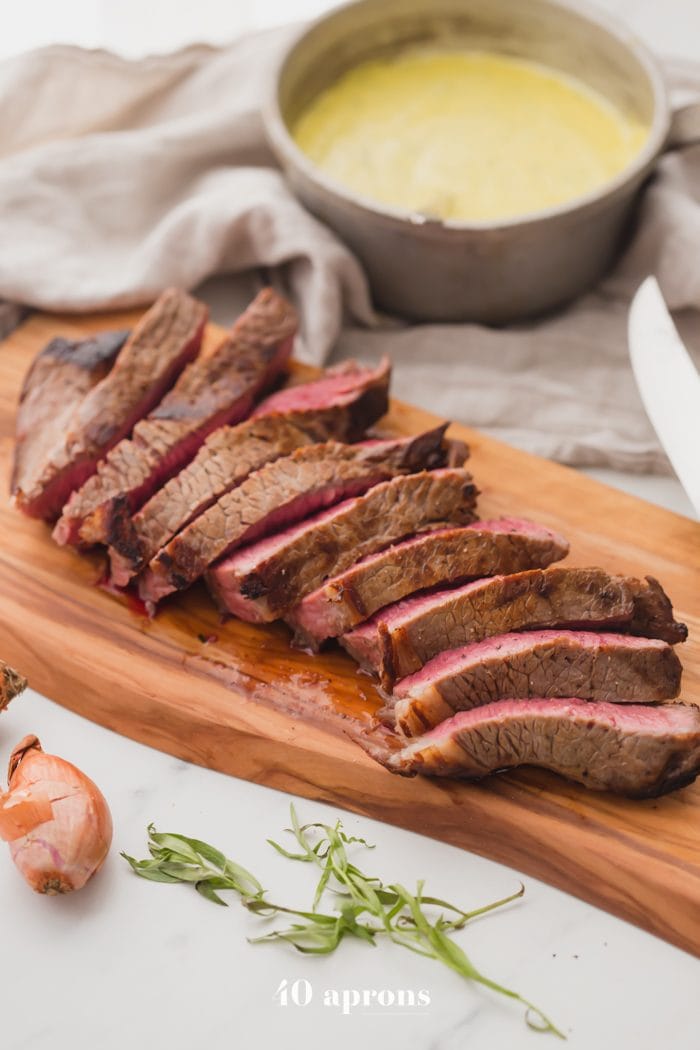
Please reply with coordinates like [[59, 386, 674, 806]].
[[123, 806, 563, 1038]]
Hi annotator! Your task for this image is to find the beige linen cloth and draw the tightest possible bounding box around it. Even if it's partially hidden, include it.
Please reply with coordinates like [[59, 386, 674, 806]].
[[1, 26, 700, 472]]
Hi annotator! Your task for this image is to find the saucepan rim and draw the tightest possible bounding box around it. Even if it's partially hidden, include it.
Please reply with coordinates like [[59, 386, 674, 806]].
[[263, 0, 671, 236]]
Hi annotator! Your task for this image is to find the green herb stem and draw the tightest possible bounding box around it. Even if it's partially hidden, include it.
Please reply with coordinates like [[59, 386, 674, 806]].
[[122, 807, 564, 1038]]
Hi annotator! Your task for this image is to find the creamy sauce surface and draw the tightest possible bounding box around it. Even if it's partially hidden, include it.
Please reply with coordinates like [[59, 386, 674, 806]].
[[293, 50, 648, 222]]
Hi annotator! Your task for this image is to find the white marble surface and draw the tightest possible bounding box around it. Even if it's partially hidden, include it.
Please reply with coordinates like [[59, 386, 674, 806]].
[[2, 689, 699, 1050], [1, 3, 699, 1049]]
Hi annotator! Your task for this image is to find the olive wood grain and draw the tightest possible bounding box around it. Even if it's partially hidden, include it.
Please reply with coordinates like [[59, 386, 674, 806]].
[[0, 309, 699, 955]]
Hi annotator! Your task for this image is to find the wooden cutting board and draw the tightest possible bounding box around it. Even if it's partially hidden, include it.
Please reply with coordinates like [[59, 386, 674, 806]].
[[1, 309, 699, 955]]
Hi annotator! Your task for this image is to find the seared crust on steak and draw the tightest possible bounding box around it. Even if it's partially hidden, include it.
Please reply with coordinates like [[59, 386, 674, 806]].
[[53, 288, 295, 548], [341, 568, 641, 687], [370, 698, 700, 798], [14, 289, 207, 521], [108, 415, 323, 586], [627, 575, 689, 644], [11, 329, 127, 506], [389, 631, 683, 736], [343, 568, 687, 688], [140, 427, 453, 604], [107, 358, 391, 585], [207, 468, 479, 622], [288, 517, 569, 648]]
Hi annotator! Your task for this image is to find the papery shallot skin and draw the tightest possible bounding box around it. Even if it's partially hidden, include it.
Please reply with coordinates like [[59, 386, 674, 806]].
[[0, 736, 113, 894], [0, 660, 27, 712]]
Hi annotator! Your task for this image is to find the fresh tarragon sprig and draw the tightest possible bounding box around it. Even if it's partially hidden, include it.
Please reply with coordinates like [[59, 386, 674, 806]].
[[122, 805, 564, 1038]]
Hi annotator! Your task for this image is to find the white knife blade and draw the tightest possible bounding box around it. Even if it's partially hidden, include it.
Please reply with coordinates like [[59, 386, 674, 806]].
[[628, 276, 700, 517]]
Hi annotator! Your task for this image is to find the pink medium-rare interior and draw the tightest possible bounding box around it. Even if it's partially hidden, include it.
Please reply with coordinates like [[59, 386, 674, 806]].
[[393, 630, 669, 696], [252, 358, 389, 417], [410, 697, 699, 750], [139, 472, 388, 604], [346, 576, 494, 639], [209, 468, 463, 582]]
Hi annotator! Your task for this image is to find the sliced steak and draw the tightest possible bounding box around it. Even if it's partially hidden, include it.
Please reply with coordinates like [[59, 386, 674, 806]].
[[107, 358, 391, 586], [390, 631, 683, 736], [140, 427, 453, 605], [288, 518, 569, 649], [627, 575, 688, 644], [108, 416, 318, 587], [13, 289, 206, 520], [371, 698, 700, 798], [341, 567, 640, 687], [11, 328, 128, 503], [252, 356, 391, 439], [207, 468, 479, 622], [53, 288, 295, 548]]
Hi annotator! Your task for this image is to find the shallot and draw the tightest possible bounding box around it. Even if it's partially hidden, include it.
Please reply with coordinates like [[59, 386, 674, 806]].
[[0, 735, 112, 893], [0, 660, 26, 713]]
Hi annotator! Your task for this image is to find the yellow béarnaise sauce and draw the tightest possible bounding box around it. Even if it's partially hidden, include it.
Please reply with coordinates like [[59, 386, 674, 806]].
[[292, 49, 648, 223]]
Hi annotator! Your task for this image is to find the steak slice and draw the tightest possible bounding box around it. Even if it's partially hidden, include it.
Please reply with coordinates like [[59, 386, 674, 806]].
[[11, 328, 128, 503], [627, 575, 688, 644], [107, 358, 391, 586], [390, 631, 683, 736], [252, 356, 391, 439], [140, 427, 452, 605], [53, 288, 295, 548], [341, 567, 639, 687], [288, 517, 570, 649], [14, 289, 206, 520], [14, 289, 205, 518], [108, 416, 321, 587], [371, 698, 700, 798], [207, 468, 479, 622]]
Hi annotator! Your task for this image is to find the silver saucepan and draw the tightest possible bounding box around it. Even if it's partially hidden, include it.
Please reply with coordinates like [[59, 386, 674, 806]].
[[264, 0, 700, 324]]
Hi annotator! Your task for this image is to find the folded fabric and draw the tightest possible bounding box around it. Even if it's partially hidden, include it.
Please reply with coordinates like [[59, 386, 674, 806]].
[[0, 29, 698, 472]]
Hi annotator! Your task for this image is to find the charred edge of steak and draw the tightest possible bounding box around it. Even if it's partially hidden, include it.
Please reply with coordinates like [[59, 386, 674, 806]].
[[37, 330, 130, 375], [629, 747, 700, 799], [0, 661, 27, 712], [11, 329, 130, 495], [152, 550, 188, 593], [105, 494, 144, 572], [628, 575, 688, 645], [342, 383, 391, 442], [397, 423, 449, 470], [238, 575, 268, 601]]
